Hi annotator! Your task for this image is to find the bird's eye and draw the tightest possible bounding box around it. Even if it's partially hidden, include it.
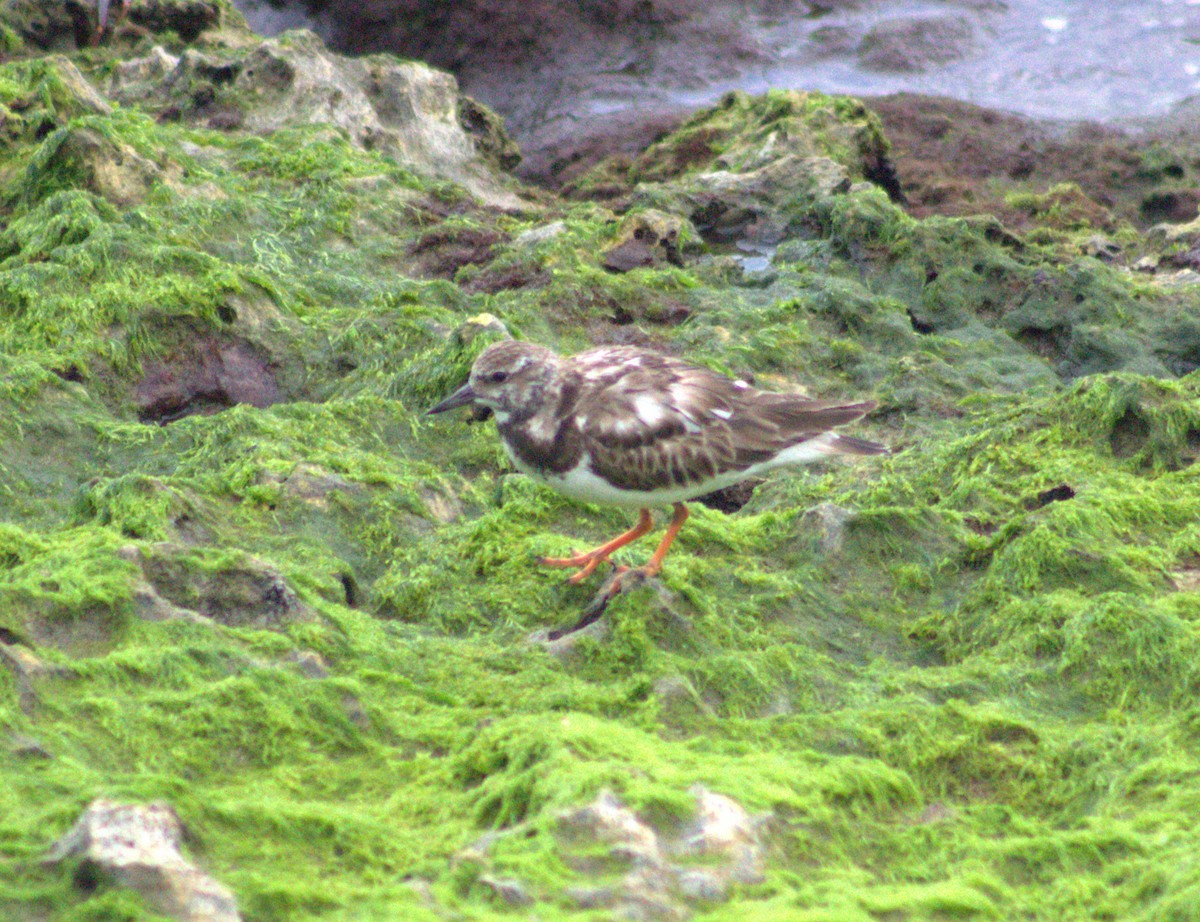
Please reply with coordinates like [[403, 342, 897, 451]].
[[489, 371, 509, 383]]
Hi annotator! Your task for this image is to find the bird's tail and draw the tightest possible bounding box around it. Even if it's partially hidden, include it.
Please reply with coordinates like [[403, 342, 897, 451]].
[[827, 433, 891, 456]]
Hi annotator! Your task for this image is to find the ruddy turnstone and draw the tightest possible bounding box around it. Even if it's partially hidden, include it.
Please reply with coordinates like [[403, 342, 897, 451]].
[[429, 340, 888, 633]]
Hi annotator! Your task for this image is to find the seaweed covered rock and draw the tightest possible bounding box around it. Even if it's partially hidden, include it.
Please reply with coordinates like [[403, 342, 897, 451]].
[[602, 208, 690, 273], [570, 88, 899, 205], [0, 55, 112, 161], [128, 543, 314, 628], [24, 124, 178, 207]]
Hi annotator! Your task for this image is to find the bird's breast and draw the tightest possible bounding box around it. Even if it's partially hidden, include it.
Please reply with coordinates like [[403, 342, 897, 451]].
[[497, 413, 582, 479]]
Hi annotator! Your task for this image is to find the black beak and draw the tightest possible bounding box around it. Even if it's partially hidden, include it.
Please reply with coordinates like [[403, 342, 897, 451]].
[[427, 382, 476, 415]]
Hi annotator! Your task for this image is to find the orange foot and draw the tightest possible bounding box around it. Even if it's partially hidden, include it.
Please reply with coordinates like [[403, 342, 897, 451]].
[[536, 508, 654, 583]]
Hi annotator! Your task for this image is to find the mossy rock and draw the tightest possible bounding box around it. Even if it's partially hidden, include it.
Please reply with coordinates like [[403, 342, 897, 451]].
[[570, 88, 900, 204]]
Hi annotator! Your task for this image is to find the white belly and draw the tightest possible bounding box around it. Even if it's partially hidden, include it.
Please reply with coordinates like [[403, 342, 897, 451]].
[[504, 435, 838, 508]]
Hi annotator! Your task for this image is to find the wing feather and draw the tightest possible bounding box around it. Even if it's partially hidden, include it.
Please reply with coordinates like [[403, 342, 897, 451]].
[[570, 347, 880, 492]]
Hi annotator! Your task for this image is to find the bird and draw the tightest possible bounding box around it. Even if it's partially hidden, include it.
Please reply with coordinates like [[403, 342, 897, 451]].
[[428, 340, 889, 634]]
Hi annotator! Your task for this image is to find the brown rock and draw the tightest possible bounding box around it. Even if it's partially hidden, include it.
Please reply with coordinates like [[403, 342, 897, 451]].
[[136, 335, 279, 424]]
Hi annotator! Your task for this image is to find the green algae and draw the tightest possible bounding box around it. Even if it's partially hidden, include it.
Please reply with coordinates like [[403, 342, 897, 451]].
[[1, 25, 1200, 922]]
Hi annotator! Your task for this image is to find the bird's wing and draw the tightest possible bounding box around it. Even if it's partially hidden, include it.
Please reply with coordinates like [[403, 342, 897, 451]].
[[725, 392, 880, 460], [572, 349, 880, 491]]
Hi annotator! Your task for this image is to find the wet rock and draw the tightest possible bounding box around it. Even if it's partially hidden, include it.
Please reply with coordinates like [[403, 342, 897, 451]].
[[117, 544, 218, 623], [457, 95, 522, 173], [1083, 235, 1121, 262], [632, 153, 855, 257], [232, 31, 523, 207], [0, 635, 48, 675], [32, 56, 114, 117], [530, 107, 691, 191], [692, 155, 851, 246], [478, 874, 533, 907], [45, 799, 241, 922], [266, 463, 362, 508], [136, 334, 279, 423], [534, 616, 610, 660], [915, 801, 958, 825], [9, 732, 53, 759], [652, 674, 714, 732], [1170, 552, 1200, 592], [420, 486, 462, 524], [409, 224, 505, 279], [286, 649, 329, 678], [125, 0, 230, 44], [0, 0, 99, 51], [460, 259, 551, 295], [1151, 217, 1200, 268], [675, 787, 765, 889], [559, 789, 663, 866], [0, 638, 62, 712], [512, 220, 566, 248], [341, 692, 370, 728], [858, 14, 977, 73], [868, 93, 1200, 231], [109, 45, 226, 107]]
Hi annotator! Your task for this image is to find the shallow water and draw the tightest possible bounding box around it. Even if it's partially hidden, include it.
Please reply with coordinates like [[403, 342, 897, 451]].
[[736, 0, 1200, 122], [235, 0, 1200, 127]]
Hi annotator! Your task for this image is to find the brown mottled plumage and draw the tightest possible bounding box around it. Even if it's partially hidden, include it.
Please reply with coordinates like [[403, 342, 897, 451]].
[[429, 340, 888, 632]]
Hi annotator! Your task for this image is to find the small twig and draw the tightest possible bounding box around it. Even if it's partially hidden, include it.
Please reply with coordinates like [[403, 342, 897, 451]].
[[546, 567, 649, 639]]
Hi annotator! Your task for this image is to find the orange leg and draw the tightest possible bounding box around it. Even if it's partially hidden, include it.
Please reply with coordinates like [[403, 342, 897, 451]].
[[537, 508, 654, 583], [597, 503, 691, 596], [637, 502, 689, 578]]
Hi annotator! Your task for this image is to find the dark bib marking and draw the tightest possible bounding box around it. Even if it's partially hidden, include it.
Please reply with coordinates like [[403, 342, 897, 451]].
[[498, 377, 584, 476]]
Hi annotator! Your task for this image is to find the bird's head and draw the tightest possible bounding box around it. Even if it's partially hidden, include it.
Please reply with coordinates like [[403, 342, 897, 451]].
[[427, 341, 559, 423]]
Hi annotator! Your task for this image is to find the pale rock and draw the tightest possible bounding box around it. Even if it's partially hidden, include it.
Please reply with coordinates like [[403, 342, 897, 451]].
[[45, 799, 241, 922]]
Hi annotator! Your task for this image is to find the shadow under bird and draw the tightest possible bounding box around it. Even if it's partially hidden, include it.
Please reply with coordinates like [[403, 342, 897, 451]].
[[429, 340, 889, 635]]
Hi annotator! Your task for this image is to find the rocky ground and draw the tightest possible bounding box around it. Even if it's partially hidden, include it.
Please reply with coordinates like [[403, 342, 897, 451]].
[[2, 2, 1200, 920]]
